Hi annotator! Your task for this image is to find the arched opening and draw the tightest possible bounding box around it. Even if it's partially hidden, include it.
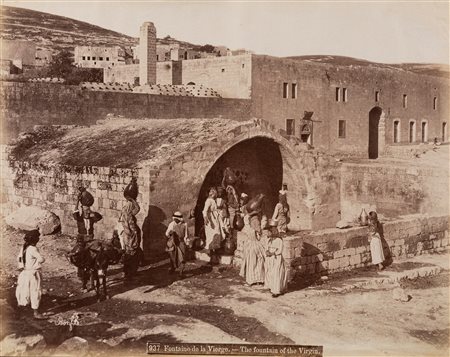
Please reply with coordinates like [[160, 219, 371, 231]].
[[369, 107, 382, 159], [187, 82, 195, 85], [194, 137, 283, 236]]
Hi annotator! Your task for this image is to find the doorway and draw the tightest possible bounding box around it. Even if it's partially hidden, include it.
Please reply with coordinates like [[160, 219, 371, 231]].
[[369, 107, 382, 159]]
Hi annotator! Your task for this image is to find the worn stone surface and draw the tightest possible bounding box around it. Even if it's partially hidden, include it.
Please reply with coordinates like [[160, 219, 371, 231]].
[[393, 288, 411, 302], [336, 220, 351, 229], [53, 336, 89, 357], [0, 333, 46, 356]]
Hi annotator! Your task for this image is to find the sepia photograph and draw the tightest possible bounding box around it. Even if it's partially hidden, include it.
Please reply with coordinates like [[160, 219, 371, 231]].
[[0, 1, 449, 356]]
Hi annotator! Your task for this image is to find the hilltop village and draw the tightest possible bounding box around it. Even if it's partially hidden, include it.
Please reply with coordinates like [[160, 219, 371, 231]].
[[0, 14, 449, 357]]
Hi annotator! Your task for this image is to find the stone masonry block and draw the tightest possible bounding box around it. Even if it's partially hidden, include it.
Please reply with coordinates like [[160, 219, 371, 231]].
[[338, 256, 350, 269], [342, 247, 356, 256], [327, 259, 340, 271], [349, 254, 362, 266], [333, 250, 345, 259]]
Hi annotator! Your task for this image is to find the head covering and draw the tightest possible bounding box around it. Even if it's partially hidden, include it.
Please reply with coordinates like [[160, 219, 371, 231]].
[[173, 211, 183, 220], [24, 229, 40, 243], [240, 193, 248, 198]]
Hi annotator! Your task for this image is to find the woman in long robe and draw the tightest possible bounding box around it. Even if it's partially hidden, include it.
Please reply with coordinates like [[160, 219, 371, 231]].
[[202, 188, 223, 252], [240, 200, 266, 286], [119, 196, 142, 283], [264, 226, 287, 297]]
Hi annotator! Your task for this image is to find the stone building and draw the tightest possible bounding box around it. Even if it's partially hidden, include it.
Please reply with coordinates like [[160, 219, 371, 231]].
[[0, 39, 36, 72], [74, 45, 125, 69], [35, 48, 52, 67]]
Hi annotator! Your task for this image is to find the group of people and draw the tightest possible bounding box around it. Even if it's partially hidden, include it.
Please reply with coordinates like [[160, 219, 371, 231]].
[[15, 182, 144, 319], [74, 186, 143, 285], [14, 164, 387, 317], [238, 191, 290, 298]]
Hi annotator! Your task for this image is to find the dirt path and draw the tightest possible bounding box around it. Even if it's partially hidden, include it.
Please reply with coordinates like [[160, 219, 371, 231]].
[[1, 226, 449, 356]]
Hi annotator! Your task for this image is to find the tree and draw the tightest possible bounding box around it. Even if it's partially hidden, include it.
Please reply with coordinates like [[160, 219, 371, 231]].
[[47, 50, 103, 84], [47, 50, 74, 79], [198, 44, 215, 53]]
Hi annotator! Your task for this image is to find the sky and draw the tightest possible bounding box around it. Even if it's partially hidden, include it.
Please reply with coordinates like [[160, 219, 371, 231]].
[[3, 0, 450, 64]]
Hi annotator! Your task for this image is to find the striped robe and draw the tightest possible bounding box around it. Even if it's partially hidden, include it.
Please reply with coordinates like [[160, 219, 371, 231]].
[[239, 215, 265, 285]]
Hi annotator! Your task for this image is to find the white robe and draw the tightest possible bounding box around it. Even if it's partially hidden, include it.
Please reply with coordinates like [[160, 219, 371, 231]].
[[16, 245, 45, 310], [202, 197, 223, 250]]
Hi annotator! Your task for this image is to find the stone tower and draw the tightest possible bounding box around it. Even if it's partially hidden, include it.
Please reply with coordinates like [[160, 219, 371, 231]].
[[139, 22, 157, 85]]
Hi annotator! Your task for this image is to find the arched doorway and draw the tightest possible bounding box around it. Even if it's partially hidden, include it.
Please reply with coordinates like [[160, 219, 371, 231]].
[[194, 137, 283, 235], [369, 107, 383, 159]]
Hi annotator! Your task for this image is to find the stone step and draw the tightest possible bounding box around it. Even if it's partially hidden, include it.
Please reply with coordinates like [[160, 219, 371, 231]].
[[194, 250, 234, 265]]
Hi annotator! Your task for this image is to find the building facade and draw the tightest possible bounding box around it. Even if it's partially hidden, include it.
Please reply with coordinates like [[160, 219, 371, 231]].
[[74, 46, 125, 69]]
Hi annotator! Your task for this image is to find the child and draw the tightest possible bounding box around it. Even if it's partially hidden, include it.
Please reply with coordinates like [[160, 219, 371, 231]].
[[16, 229, 46, 319], [264, 224, 287, 297], [368, 223, 385, 270], [272, 193, 290, 235]]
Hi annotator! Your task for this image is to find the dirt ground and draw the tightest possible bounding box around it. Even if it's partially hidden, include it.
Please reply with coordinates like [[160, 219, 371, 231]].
[[0, 222, 449, 357]]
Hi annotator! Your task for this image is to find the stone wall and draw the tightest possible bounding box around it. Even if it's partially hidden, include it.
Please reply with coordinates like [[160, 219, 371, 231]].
[[250, 55, 449, 156], [181, 55, 252, 99], [340, 161, 449, 222], [0, 81, 252, 143], [104, 64, 139, 84], [235, 214, 449, 279], [286, 214, 449, 279]]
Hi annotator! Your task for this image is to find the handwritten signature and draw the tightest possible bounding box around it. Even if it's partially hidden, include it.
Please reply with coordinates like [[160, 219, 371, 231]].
[[53, 314, 81, 331]]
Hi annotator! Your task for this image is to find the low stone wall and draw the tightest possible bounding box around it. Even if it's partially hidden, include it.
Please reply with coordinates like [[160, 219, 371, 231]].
[[382, 143, 437, 159], [234, 215, 449, 279]]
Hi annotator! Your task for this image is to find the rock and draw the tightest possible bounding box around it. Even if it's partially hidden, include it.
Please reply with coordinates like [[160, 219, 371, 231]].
[[5, 206, 60, 235], [336, 220, 351, 229], [393, 288, 411, 302], [0, 333, 46, 356], [53, 337, 89, 356]]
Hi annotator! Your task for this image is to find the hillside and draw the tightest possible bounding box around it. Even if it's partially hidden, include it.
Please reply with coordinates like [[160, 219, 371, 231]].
[[0, 6, 204, 54], [287, 55, 450, 79]]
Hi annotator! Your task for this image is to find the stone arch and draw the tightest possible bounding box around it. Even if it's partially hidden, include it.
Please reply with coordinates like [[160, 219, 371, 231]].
[[144, 122, 316, 258], [191, 125, 311, 235]]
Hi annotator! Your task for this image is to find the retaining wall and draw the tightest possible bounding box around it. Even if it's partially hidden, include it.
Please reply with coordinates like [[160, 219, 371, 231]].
[[234, 215, 449, 279]]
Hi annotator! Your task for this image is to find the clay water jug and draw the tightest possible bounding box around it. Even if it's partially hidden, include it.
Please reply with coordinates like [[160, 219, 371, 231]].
[[222, 236, 236, 255], [78, 187, 94, 207], [124, 177, 138, 200], [246, 193, 265, 212], [233, 213, 245, 231], [359, 208, 369, 226]]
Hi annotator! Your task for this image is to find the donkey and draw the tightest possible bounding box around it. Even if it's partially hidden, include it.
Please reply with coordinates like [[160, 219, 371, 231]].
[[67, 236, 122, 301]]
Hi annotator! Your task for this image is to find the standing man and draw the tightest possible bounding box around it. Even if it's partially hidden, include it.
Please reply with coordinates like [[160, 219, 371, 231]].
[[165, 212, 188, 277], [72, 190, 103, 291], [73, 204, 103, 243]]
